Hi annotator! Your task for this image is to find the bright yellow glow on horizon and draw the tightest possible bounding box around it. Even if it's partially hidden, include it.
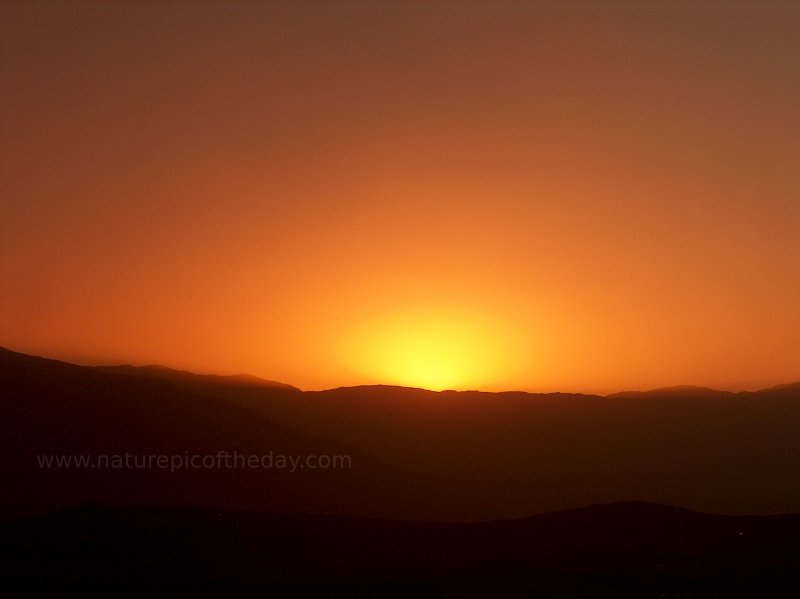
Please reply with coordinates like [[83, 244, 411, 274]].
[[342, 307, 526, 391], [3, 3, 799, 394]]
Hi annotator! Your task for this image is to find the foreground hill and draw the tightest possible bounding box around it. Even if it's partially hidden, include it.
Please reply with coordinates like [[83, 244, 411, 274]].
[[2, 501, 799, 597]]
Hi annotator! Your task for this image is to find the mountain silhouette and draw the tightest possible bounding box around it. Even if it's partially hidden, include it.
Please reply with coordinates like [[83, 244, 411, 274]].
[[97, 360, 800, 518], [0, 347, 432, 521], [2, 346, 800, 521]]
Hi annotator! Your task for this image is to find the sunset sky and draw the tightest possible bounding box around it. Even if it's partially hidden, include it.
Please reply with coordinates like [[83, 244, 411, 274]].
[[1, 1, 798, 393]]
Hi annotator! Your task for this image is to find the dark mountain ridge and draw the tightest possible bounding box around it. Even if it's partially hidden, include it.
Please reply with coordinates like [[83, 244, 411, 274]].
[[0, 347, 432, 522], [109, 358, 800, 517], [3, 346, 800, 521]]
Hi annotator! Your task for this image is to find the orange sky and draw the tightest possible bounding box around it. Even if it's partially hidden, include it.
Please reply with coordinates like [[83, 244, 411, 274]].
[[1, 1, 798, 393]]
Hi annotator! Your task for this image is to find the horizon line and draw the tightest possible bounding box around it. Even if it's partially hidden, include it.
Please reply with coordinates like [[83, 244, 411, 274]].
[[3, 345, 798, 398]]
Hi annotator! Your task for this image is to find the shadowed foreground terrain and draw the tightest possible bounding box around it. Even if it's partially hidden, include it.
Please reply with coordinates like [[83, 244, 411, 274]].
[[2, 501, 799, 598]]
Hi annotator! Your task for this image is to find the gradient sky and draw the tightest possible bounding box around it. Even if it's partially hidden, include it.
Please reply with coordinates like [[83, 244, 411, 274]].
[[1, 1, 798, 393]]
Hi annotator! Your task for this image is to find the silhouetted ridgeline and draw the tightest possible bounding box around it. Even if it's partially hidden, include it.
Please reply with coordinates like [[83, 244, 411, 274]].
[[2, 501, 799, 597], [0, 347, 427, 521], [2, 346, 800, 521], [105, 356, 800, 518]]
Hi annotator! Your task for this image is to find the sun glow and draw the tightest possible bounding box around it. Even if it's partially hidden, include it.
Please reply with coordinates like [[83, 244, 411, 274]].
[[342, 307, 526, 391]]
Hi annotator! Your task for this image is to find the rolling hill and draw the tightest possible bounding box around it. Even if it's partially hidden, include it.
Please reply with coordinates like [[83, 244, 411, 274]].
[[3, 501, 799, 597]]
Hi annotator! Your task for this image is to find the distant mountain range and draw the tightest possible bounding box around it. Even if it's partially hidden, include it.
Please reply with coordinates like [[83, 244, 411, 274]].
[[100, 362, 301, 391], [2, 346, 800, 521]]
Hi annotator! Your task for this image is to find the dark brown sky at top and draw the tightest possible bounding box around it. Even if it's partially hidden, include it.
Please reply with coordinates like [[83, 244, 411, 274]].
[[1, 1, 798, 392]]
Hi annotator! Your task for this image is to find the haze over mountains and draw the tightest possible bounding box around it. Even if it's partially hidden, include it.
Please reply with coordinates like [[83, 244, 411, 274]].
[[2, 346, 799, 522]]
